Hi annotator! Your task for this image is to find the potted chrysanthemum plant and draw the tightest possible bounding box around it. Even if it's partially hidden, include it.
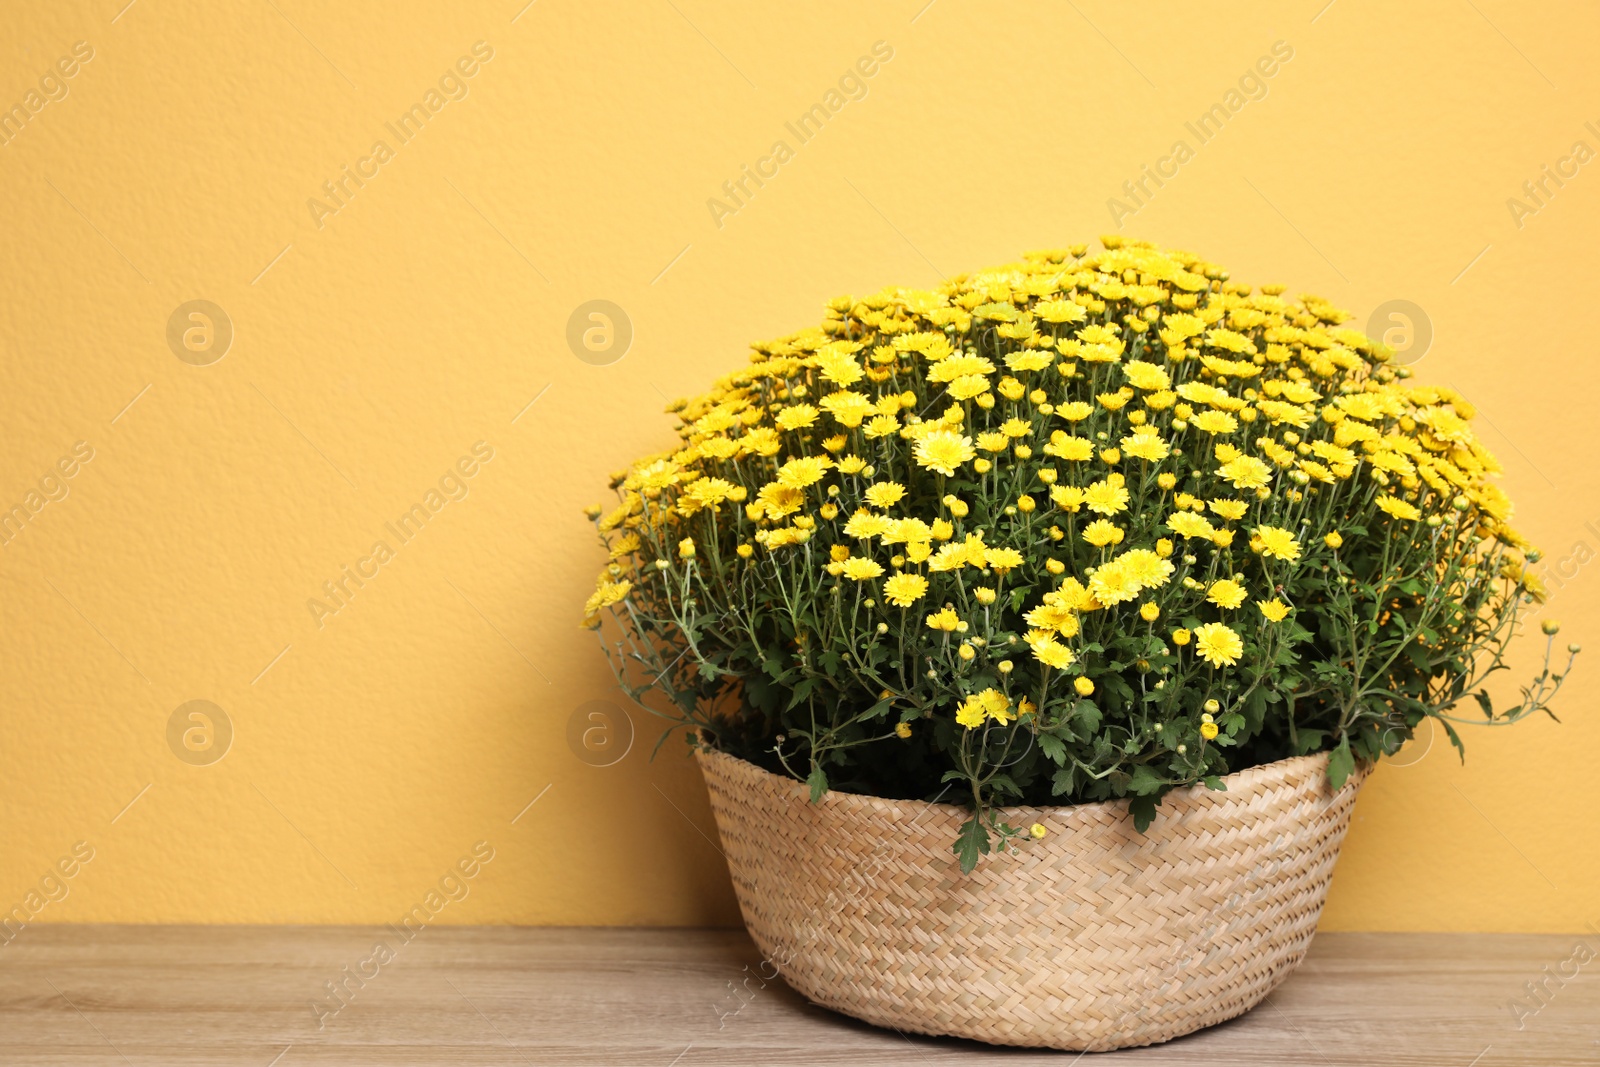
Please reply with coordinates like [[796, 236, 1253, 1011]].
[[580, 238, 1576, 1050]]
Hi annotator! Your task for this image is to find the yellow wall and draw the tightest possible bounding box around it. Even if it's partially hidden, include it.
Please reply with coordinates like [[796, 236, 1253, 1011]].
[[1, 0, 1595, 933]]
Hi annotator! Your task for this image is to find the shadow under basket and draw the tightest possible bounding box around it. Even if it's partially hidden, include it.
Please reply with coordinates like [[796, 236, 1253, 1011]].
[[696, 745, 1368, 1051]]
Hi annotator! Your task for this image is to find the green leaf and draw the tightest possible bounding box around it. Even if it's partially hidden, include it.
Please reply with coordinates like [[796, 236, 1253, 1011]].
[[786, 677, 819, 711], [1072, 701, 1103, 739], [1203, 775, 1227, 791], [1128, 764, 1164, 796], [1051, 765, 1078, 797], [1327, 735, 1354, 791], [988, 773, 1022, 798], [1242, 688, 1268, 733], [1439, 718, 1466, 763], [954, 815, 990, 874], [806, 765, 828, 803], [1295, 728, 1327, 755], [1128, 793, 1158, 833], [1037, 733, 1067, 765], [850, 696, 895, 725]]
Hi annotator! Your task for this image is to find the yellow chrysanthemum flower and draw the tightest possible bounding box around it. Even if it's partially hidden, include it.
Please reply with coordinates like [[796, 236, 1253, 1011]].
[[815, 349, 864, 386], [1192, 622, 1244, 667], [1191, 410, 1239, 435], [863, 413, 899, 439], [1119, 549, 1174, 589], [984, 547, 1025, 573], [1044, 433, 1093, 462], [774, 404, 819, 430], [1029, 634, 1076, 670], [582, 580, 632, 617], [1376, 495, 1422, 521], [841, 509, 892, 539], [864, 481, 907, 509], [841, 557, 884, 580], [1122, 360, 1171, 392], [1167, 511, 1217, 540], [1252, 525, 1301, 561], [1083, 477, 1130, 516], [1207, 579, 1247, 610], [776, 456, 832, 488], [821, 390, 875, 427], [883, 573, 929, 607], [1257, 598, 1291, 622], [913, 431, 976, 476], [757, 482, 806, 519], [1082, 519, 1124, 547], [1089, 560, 1140, 605], [1217, 455, 1273, 490], [1055, 401, 1092, 422]]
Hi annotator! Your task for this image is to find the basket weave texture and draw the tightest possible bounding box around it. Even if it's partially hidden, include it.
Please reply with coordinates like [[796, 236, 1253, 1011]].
[[697, 745, 1367, 1050]]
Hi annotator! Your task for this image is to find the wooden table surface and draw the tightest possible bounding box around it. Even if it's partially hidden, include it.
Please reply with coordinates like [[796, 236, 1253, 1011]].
[[0, 927, 1594, 1065]]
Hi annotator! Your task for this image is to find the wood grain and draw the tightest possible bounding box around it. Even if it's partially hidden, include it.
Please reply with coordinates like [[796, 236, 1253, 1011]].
[[0, 927, 1594, 1065]]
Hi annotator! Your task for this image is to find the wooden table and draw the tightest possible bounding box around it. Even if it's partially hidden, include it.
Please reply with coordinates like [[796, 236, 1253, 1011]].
[[0, 927, 1594, 1064]]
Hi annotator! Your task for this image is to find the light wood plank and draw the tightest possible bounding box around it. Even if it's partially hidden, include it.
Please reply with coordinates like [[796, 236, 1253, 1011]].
[[0, 928, 1594, 1064]]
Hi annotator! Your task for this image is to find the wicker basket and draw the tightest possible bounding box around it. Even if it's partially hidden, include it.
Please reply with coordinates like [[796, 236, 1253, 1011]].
[[697, 745, 1368, 1050]]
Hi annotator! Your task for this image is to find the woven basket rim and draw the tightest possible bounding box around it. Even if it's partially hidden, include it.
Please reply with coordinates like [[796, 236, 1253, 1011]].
[[696, 742, 1338, 829]]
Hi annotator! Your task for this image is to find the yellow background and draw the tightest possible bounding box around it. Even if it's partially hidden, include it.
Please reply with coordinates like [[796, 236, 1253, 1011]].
[[2, 0, 1595, 933]]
